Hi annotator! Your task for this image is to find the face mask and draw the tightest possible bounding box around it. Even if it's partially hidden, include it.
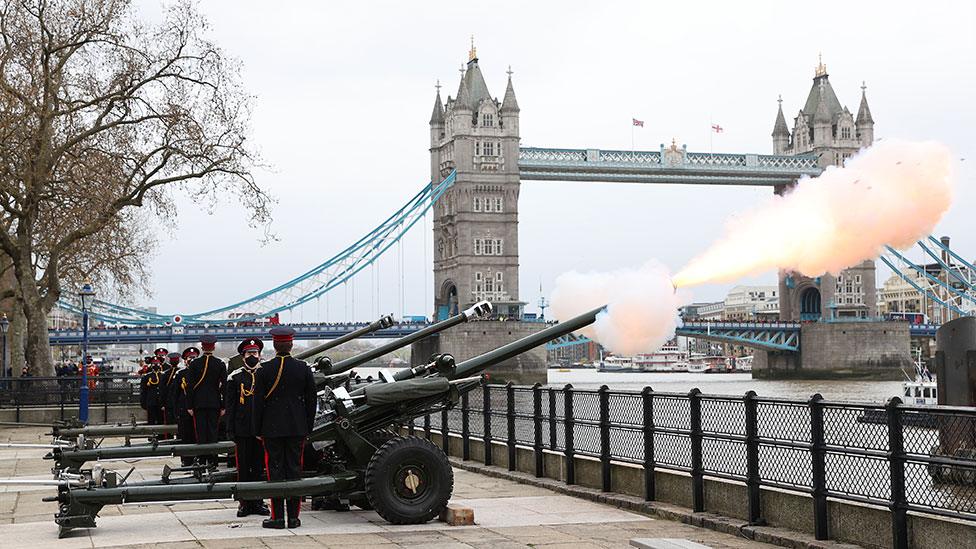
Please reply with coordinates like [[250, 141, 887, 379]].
[[244, 356, 260, 368], [169, 359, 179, 367]]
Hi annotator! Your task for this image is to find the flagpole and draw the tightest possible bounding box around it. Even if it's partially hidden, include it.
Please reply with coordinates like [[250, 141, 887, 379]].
[[631, 121, 635, 161]]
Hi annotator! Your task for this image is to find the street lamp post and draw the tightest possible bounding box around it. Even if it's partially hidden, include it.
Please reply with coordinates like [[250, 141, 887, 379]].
[[0, 314, 8, 389], [78, 283, 95, 424]]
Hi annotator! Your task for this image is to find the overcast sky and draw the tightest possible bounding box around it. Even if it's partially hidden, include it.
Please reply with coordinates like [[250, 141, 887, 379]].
[[130, 0, 975, 322]]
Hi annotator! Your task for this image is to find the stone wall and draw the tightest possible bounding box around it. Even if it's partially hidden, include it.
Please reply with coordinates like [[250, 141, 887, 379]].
[[800, 321, 911, 379], [410, 320, 548, 384]]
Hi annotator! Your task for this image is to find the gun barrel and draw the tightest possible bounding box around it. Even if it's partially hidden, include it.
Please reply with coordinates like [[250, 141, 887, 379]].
[[452, 306, 605, 380], [52, 424, 177, 438], [295, 314, 395, 360], [321, 301, 492, 376]]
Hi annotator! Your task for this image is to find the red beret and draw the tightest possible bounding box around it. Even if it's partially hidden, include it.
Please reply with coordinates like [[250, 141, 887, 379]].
[[237, 338, 264, 354]]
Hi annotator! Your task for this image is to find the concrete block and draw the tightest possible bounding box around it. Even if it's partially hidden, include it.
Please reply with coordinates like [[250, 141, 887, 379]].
[[439, 504, 475, 526]]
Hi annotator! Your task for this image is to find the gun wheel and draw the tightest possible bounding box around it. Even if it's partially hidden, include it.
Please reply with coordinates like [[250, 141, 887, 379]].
[[365, 436, 452, 524]]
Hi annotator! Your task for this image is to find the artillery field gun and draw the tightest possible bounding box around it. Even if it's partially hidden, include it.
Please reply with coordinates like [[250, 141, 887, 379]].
[[41, 302, 603, 538]]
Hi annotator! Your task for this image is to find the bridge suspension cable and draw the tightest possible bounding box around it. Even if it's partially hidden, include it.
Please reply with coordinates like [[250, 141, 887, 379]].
[[58, 171, 457, 325], [879, 248, 970, 318]]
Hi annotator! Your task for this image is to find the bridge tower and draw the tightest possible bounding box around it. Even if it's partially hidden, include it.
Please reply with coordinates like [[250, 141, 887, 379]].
[[430, 43, 524, 320], [773, 57, 878, 321]]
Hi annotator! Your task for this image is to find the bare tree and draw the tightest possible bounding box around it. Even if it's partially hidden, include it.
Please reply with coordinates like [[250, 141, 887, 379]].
[[0, 0, 270, 375]]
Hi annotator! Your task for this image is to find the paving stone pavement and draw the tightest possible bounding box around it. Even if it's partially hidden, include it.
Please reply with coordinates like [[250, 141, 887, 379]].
[[0, 426, 779, 548]]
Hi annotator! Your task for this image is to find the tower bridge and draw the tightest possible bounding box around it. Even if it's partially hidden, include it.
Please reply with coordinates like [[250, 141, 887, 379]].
[[56, 45, 971, 382]]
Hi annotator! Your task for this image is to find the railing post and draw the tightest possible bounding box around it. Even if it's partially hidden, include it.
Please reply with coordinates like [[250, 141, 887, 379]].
[[440, 408, 450, 454], [506, 382, 516, 471], [483, 382, 493, 466], [564, 384, 575, 485], [548, 386, 557, 450], [598, 385, 612, 491], [532, 383, 543, 477], [461, 389, 470, 461], [642, 386, 656, 501], [423, 412, 431, 440], [689, 388, 704, 512], [886, 397, 908, 549], [809, 393, 829, 541], [102, 379, 109, 422], [744, 391, 765, 525]]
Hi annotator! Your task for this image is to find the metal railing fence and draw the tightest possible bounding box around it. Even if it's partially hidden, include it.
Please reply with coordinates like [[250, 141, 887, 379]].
[[0, 375, 140, 419], [414, 382, 976, 548]]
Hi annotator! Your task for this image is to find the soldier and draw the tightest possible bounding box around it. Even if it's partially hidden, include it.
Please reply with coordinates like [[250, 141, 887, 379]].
[[186, 335, 226, 467], [253, 327, 316, 530], [171, 347, 199, 465], [161, 352, 182, 438], [225, 337, 270, 517], [139, 358, 165, 425]]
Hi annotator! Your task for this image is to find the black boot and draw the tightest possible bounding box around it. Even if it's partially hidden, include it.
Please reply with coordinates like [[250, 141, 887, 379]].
[[254, 501, 271, 516], [236, 502, 250, 517], [262, 498, 285, 529], [286, 497, 301, 529]]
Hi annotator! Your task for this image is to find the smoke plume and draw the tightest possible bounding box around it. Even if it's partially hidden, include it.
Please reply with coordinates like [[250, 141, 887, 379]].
[[550, 140, 953, 356], [550, 261, 686, 356], [672, 140, 954, 287]]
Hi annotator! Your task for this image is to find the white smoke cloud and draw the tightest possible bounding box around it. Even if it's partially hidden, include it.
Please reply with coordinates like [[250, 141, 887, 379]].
[[550, 261, 687, 356], [672, 140, 955, 287], [549, 140, 954, 357]]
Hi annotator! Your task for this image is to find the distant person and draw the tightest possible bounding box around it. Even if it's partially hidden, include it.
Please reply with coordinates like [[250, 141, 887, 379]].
[[225, 337, 269, 517], [253, 327, 316, 529], [169, 348, 199, 464], [139, 358, 165, 425], [186, 335, 226, 467]]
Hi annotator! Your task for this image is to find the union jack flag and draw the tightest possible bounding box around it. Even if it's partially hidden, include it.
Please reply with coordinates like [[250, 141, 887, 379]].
[[711, 124, 724, 133], [633, 118, 644, 127]]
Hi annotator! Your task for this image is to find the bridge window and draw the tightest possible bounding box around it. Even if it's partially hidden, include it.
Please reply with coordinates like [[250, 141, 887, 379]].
[[483, 141, 495, 156], [482, 113, 494, 127], [495, 197, 503, 212], [841, 126, 851, 140], [475, 272, 483, 293], [496, 271, 504, 293], [494, 238, 503, 255], [484, 239, 495, 255], [473, 197, 482, 212], [484, 197, 493, 212], [485, 275, 494, 293], [474, 239, 483, 255]]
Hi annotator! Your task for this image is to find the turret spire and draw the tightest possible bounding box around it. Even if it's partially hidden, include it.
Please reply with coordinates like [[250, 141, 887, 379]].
[[501, 65, 519, 113], [856, 81, 874, 125], [469, 35, 477, 62], [430, 80, 444, 125], [772, 94, 789, 137], [813, 80, 831, 124]]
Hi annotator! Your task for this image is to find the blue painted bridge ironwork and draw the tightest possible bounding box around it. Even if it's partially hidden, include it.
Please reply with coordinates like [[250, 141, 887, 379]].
[[49, 322, 430, 346], [518, 146, 822, 186], [677, 321, 801, 352]]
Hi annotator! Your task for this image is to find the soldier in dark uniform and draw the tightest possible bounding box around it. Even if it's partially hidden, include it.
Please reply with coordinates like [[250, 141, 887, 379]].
[[172, 347, 199, 464], [186, 335, 226, 467], [225, 337, 270, 517], [161, 352, 181, 438], [139, 358, 165, 425], [253, 327, 316, 530]]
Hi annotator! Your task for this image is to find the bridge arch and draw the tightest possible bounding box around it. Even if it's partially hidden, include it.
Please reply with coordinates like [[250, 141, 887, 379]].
[[800, 286, 822, 321], [437, 279, 459, 320]]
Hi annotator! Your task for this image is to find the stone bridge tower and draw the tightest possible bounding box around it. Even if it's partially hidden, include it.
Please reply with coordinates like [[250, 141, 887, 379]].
[[773, 57, 877, 321], [429, 43, 524, 320]]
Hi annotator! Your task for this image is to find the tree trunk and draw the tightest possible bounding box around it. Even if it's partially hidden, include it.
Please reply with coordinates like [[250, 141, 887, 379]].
[[9, 308, 26, 377], [17, 266, 55, 376]]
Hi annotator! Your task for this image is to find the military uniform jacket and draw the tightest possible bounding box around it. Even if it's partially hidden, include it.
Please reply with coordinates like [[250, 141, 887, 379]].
[[253, 354, 317, 438], [160, 366, 176, 408], [225, 365, 260, 438], [165, 367, 188, 414], [186, 354, 227, 410], [140, 370, 165, 409]]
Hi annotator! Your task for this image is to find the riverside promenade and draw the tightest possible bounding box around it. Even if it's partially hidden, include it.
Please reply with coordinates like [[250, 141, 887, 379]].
[[0, 425, 786, 549]]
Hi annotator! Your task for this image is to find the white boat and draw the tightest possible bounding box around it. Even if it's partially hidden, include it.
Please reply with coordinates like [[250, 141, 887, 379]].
[[597, 355, 639, 372], [634, 344, 687, 372]]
